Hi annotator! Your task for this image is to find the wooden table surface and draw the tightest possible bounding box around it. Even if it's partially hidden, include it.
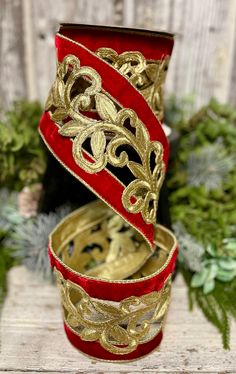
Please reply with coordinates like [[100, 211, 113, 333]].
[[0, 266, 235, 374]]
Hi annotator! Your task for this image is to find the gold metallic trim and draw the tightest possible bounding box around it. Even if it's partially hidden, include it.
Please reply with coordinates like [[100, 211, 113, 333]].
[[45, 54, 165, 225], [49, 200, 177, 284], [96, 47, 170, 121], [55, 204, 150, 280], [55, 267, 171, 355], [39, 126, 155, 251]]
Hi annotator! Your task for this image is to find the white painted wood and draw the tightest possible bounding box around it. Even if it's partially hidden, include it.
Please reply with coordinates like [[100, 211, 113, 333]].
[[0, 0, 26, 107], [0, 266, 236, 373], [123, 0, 236, 109], [1, 0, 236, 109], [22, 0, 37, 101], [31, 0, 116, 104]]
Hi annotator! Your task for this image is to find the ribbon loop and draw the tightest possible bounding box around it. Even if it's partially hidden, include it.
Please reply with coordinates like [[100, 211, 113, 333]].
[[38, 24, 178, 361]]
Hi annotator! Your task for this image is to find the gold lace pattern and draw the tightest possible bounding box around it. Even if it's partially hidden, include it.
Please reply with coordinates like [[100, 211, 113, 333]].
[[45, 54, 165, 224], [96, 47, 170, 121], [55, 267, 171, 355]]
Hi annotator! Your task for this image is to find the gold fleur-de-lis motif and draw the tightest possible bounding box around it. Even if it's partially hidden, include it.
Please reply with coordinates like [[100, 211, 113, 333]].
[[96, 47, 170, 121], [46, 54, 165, 224]]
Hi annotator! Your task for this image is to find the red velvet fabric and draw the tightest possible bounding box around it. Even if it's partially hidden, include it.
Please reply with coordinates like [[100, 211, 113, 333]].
[[48, 240, 178, 301], [39, 112, 155, 247], [64, 322, 163, 361], [60, 25, 174, 60], [55, 34, 170, 167], [39, 31, 173, 248], [39, 27, 177, 360]]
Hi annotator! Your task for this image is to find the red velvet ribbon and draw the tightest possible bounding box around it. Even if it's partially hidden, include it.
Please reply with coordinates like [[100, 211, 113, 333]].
[[39, 113, 155, 247], [64, 322, 163, 361], [39, 25, 176, 360], [55, 34, 170, 167], [48, 240, 178, 301], [39, 30, 172, 248], [61, 26, 174, 60]]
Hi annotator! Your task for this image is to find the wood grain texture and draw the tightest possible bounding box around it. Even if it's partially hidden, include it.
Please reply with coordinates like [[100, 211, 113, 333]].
[[0, 0, 26, 108], [1, 0, 236, 109], [0, 266, 235, 373], [123, 0, 236, 109], [31, 0, 116, 104]]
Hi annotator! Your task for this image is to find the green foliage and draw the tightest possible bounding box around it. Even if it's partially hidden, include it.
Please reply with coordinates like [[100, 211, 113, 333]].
[[9, 205, 72, 281], [182, 266, 236, 349], [166, 98, 236, 348], [187, 142, 235, 191], [173, 222, 204, 272], [167, 98, 236, 257], [165, 94, 195, 126], [0, 100, 46, 190], [0, 242, 18, 305], [0, 190, 22, 306], [0, 188, 73, 307], [191, 241, 236, 294]]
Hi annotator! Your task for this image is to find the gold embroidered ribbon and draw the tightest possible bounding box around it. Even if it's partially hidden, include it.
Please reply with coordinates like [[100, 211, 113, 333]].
[[45, 49, 169, 227], [50, 200, 177, 355], [41, 34, 172, 276], [55, 268, 171, 355], [40, 24, 177, 360]]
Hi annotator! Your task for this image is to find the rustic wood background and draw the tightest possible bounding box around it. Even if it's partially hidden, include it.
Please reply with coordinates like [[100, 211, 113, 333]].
[[1, 0, 236, 111], [1, 266, 236, 373]]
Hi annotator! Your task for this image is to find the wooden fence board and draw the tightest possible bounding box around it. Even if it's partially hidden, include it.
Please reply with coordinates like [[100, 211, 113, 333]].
[[123, 0, 236, 109], [0, 0, 26, 108], [1, 0, 236, 109]]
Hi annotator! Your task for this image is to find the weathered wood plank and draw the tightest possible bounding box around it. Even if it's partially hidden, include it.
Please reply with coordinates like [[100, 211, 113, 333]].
[[0, 369, 222, 374], [0, 266, 236, 373], [0, 372, 221, 374], [31, 0, 116, 104], [123, 0, 236, 109], [0, 0, 26, 108], [2, 0, 236, 110]]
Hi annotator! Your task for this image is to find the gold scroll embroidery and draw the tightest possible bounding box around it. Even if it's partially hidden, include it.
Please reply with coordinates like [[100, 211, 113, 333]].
[[58, 211, 150, 280], [96, 48, 170, 121], [51, 200, 177, 282], [45, 54, 165, 224], [55, 267, 171, 355]]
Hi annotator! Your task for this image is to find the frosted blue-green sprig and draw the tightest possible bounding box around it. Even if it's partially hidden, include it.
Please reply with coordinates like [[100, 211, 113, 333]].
[[187, 142, 235, 191]]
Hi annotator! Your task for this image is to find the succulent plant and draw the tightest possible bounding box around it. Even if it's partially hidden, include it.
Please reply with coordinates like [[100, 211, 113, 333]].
[[191, 240, 236, 294]]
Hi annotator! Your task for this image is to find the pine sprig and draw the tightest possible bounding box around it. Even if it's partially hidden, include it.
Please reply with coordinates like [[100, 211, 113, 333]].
[[0, 189, 21, 306], [187, 142, 235, 190], [9, 205, 72, 280], [173, 222, 204, 272], [167, 98, 236, 348]]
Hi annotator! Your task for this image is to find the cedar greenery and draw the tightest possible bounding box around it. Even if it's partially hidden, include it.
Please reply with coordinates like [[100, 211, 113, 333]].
[[167, 98, 236, 348], [182, 267, 236, 349]]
